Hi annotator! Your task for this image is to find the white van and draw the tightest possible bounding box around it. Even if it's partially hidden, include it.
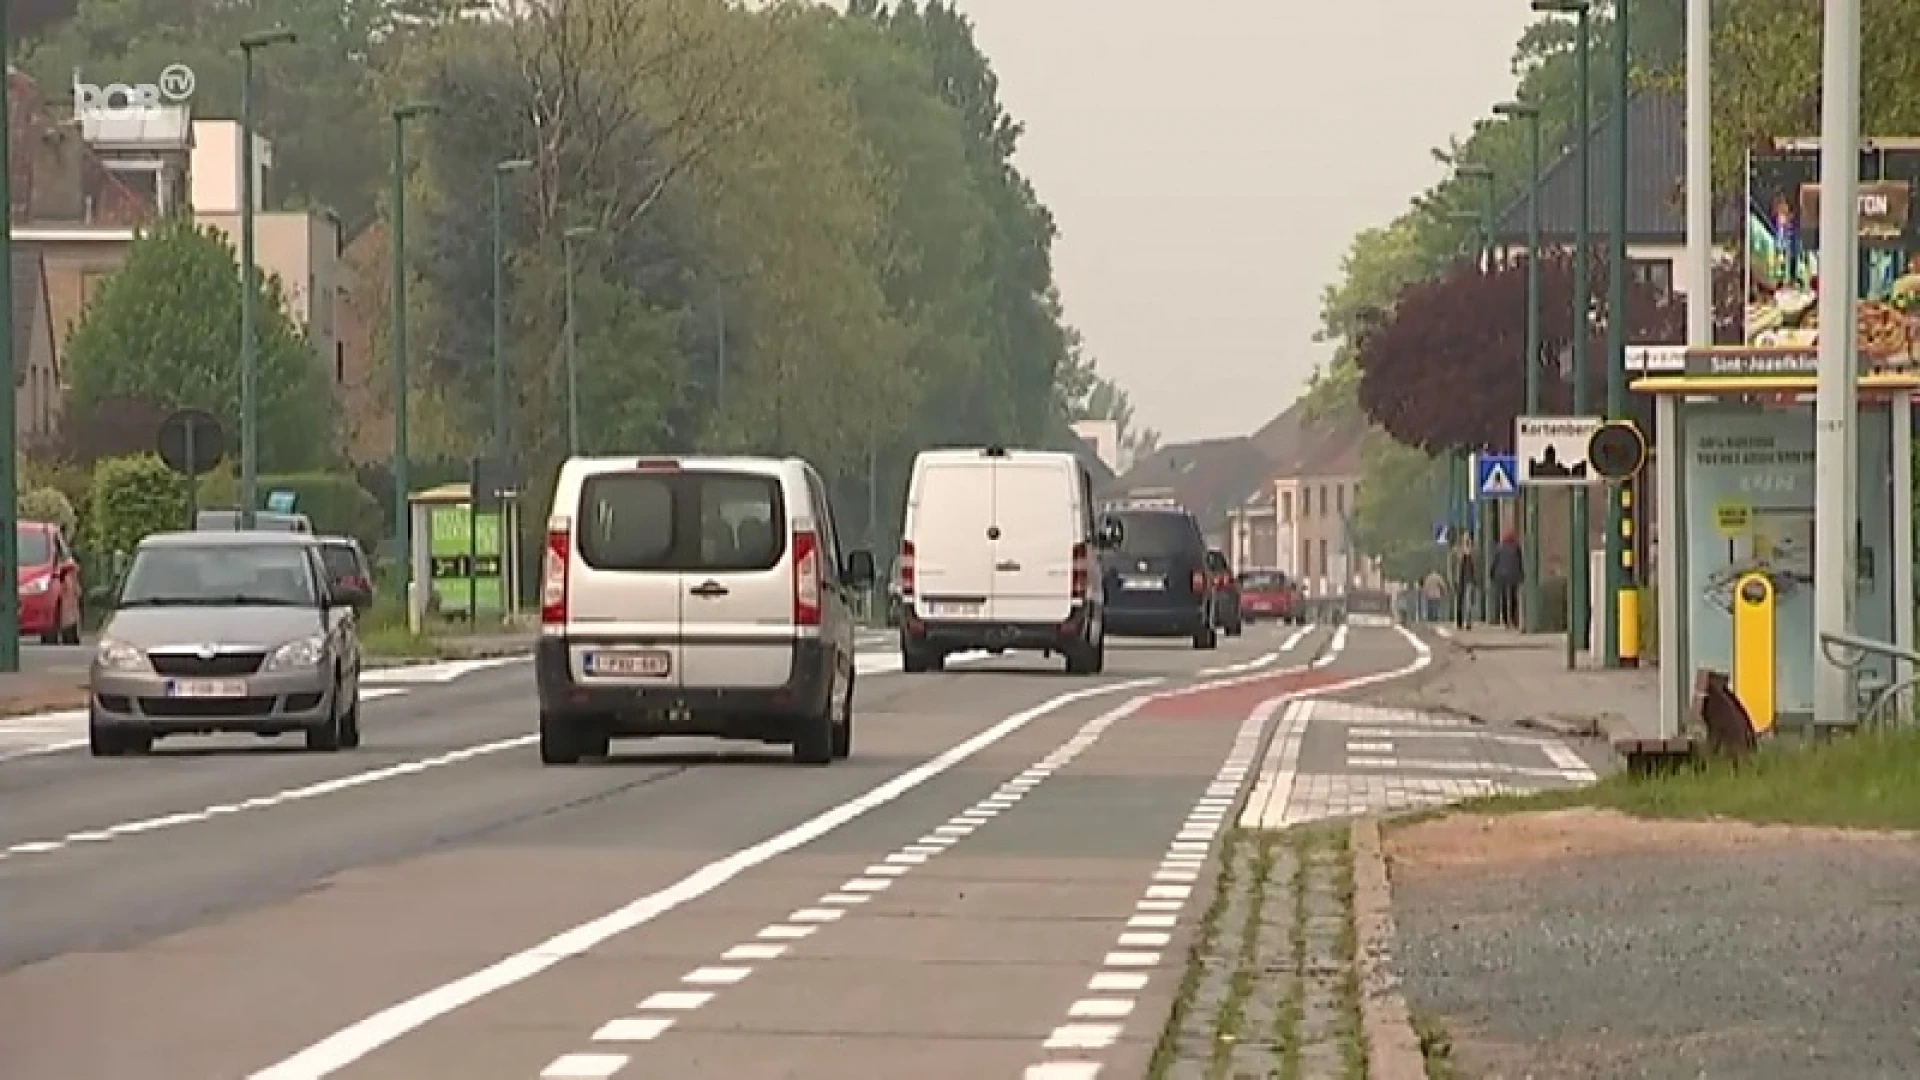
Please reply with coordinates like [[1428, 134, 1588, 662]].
[[535, 455, 875, 766], [897, 446, 1119, 674]]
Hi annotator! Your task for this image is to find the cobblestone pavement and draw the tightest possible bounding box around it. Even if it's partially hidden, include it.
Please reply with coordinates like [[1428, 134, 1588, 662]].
[[1153, 825, 1363, 1080]]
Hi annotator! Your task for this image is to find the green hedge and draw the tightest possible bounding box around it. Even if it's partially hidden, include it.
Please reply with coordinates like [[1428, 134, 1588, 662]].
[[198, 468, 383, 555], [89, 454, 188, 557], [19, 486, 77, 536]]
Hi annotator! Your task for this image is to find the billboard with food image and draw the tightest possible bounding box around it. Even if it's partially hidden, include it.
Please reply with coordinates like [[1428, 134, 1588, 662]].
[[1744, 143, 1920, 364]]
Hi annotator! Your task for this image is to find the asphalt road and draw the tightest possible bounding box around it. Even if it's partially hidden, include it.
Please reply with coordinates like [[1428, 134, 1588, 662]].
[[0, 621, 1427, 1079], [12, 634, 94, 676]]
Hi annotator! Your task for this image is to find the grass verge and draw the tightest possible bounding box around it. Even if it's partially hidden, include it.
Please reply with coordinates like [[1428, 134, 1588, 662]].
[[1275, 828, 1309, 1080], [1412, 1012, 1458, 1079], [1458, 724, 1920, 830], [1148, 828, 1245, 1079]]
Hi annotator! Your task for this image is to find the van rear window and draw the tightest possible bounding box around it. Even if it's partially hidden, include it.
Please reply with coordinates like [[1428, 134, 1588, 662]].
[[578, 471, 786, 572], [1108, 511, 1201, 556]]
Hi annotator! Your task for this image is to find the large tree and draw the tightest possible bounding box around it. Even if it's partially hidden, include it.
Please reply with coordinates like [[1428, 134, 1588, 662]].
[[64, 217, 333, 470]]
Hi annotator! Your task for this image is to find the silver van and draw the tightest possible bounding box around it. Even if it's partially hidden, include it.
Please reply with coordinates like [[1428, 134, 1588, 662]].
[[534, 455, 876, 765]]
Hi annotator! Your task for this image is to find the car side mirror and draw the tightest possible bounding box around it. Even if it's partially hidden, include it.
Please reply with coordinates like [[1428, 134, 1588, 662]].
[[843, 549, 876, 586], [1098, 519, 1124, 549]]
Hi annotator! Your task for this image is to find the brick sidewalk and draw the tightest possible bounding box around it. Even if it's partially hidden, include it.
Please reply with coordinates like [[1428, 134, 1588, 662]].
[[1351, 626, 1659, 739], [0, 672, 86, 719]]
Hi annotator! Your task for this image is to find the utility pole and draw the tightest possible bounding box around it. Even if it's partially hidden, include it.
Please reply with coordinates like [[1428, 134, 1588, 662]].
[[1496, 99, 1544, 631], [389, 102, 438, 593], [1602, 0, 1632, 667], [563, 225, 597, 456], [0, 0, 17, 671], [490, 157, 532, 464], [237, 28, 296, 530]]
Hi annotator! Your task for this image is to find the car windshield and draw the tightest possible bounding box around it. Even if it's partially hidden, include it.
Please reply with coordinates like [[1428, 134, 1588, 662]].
[[118, 544, 318, 607], [1240, 572, 1288, 590], [15, 527, 51, 566]]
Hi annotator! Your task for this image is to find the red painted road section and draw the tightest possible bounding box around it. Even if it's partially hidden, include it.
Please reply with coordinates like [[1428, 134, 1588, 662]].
[[1140, 667, 1356, 719]]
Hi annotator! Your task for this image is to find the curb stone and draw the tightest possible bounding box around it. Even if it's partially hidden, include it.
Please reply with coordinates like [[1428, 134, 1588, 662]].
[[1350, 817, 1426, 1080]]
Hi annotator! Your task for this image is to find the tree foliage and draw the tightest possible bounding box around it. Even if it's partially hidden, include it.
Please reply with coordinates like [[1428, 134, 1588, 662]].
[[64, 217, 333, 471], [87, 454, 187, 556]]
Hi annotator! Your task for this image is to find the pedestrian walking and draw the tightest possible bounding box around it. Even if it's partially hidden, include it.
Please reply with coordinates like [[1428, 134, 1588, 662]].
[[1490, 529, 1524, 629], [1450, 533, 1478, 630], [1421, 569, 1446, 623]]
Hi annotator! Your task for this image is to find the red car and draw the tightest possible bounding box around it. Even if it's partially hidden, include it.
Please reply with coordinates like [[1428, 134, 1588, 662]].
[[18, 521, 82, 644], [1237, 569, 1301, 625]]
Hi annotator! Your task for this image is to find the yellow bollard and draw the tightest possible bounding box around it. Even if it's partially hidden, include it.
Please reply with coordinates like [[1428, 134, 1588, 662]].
[[1731, 571, 1776, 734]]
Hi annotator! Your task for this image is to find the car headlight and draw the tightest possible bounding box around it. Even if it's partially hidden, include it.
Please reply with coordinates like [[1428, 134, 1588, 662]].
[[19, 574, 49, 596], [264, 635, 328, 671], [95, 638, 146, 672]]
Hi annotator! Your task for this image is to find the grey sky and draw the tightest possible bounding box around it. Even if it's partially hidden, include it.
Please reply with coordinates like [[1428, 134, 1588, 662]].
[[953, 0, 1536, 444]]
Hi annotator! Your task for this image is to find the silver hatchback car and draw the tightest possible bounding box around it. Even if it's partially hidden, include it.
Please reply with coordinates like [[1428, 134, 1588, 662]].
[[88, 532, 367, 756]]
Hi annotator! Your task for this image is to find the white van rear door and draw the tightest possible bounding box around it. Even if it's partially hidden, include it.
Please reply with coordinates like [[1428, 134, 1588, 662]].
[[989, 458, 1076, 623], [910, 461, 995, 620], [568, 469, 683, 688], [675, 470, 795, 690]]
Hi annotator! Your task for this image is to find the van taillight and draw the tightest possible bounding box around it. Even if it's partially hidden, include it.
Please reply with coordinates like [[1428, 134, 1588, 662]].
[[899, 541, 916, 598], [1214, 573, 1231, 589], [793, 530, 822, 626], [541, 527, 570, 625], [1071, 542, 1089, 599], [1191, 569, 1206, 593]]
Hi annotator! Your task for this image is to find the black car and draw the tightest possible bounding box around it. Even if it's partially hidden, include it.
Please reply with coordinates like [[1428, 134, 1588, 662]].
[[1098, 507, 1217, 649], [1205, 549, 1243, 637]]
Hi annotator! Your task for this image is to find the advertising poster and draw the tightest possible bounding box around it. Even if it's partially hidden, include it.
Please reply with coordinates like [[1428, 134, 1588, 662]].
[[1744, 146, 1920, 361], [1683, 402, 1896, 719], [428, 504, 505, 616]]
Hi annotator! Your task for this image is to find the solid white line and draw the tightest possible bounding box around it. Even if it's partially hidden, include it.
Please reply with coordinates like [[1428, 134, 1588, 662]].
[[248, 675, 1161, 1079], [1279, 625, 1313, 651]]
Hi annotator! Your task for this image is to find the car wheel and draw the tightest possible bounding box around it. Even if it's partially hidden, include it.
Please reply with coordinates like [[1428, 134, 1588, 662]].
[[1065, 638, 1097, 675], [540, 709, 583, 765], [582, 723, 612, 759], [793, 669, 836, 765], [305, 689, 344, 752], [61, 613, 82, 645], [338, 692, 362, 749], [830, 668, 855, 760], [1226, 620, 1243, 638], [88, 715, 148, 757], [1193, 624, 1218, 650]]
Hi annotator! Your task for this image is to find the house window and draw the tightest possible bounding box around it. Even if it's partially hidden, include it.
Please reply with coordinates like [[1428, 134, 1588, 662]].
[[1336, 485, 1346, 515], [1317, 538, 1328, 577], [1280, 491, 1292, 524], [1317, 485, 1327, 516], [1629, 258, 1673, 298]]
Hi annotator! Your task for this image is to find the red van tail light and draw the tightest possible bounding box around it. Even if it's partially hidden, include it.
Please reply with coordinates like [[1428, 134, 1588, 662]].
[[1191, 569, 1206, 593], [541, 526, 571, 625], [898, 540, 916, 598], [1213, 573, 1231, 590], [793, 530, 822, 626], [1070, 542, 1089, 599]]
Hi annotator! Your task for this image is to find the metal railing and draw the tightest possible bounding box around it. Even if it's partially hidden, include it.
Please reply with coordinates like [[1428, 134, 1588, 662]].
[[1818, 629, 1919, 725]]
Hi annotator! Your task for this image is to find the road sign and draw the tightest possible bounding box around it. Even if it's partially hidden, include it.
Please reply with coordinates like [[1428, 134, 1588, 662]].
[[155, 408, 224, 477], [1435, 522, 1450, 547], [1515, 415, 1602, 486], [1471, 453, 1519, 500], [265, 490, 297, 513], [1587, 420, 1647, 481]]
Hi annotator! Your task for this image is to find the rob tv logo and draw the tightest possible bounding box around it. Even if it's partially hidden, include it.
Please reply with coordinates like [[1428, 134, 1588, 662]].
[[74, 65, 196, 116]]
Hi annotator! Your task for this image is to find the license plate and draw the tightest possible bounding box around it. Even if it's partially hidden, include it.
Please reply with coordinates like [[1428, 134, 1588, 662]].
[[924, 601, 983, 617], [1122, 575, 1165, 591], [585, 650, 671, 677], [167, 679, 247, 699]]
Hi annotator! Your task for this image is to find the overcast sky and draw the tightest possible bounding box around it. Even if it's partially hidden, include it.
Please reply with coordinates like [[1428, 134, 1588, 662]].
[[951, 0, 1536, 444]]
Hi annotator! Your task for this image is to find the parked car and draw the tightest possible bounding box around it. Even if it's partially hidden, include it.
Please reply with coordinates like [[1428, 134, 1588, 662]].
[[88, 531, 366, 756], [896, 446, 1116, 674], [315, 536, 377, 615], [1099, 505, 1217, 649], [1238, 569, 1301, 625], [18, 521, 83, 644], [534, 455, 875, 765], [1205, 549, 1243, 636]]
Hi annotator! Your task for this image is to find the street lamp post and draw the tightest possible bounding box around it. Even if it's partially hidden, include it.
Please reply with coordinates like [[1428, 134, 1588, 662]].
[[237, 28, 297, 531], [490, 158, 532, 464], [1457, 164, 1499, 621], [562, 225, 597, 456], [389, 102, 439, 596], [0, 0, 16, 670], [1442, 208, 1486, 558], [1534, 0, 1593, 668], [1602, 0, 1632, 667], [1495, 99, 1544, 631]]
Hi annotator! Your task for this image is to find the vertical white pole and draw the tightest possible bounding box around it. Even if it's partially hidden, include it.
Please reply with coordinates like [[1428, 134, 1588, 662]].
[[1892, 392, 1914, 717], [1813, 0, 1863, 727], [1672, 0, 1712, 741], [1656, 394, 1685, 738], [1685, 0, 1713, 347]]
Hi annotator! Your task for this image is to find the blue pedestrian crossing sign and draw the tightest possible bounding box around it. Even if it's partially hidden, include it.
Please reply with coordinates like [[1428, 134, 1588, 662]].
[[1471, 453, 1519, 500], [1434, 521, 1450, 546]]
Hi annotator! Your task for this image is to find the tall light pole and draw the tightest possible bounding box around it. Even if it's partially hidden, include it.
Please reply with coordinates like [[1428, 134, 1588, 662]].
[[490, 157, 532, 464], [563, 224, 597, 456], [1534, 0, 1593, 666], [0, 0, 17, 670], [237, 27, 297, 530], [390, 101, 438, 593], [1601, 0, 1632, 667], [1445, 205, 1487, 572], [1813, 0, 1862, 725], [1458, 163, 1498, 621], [1496, 99, 1544, 631]]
